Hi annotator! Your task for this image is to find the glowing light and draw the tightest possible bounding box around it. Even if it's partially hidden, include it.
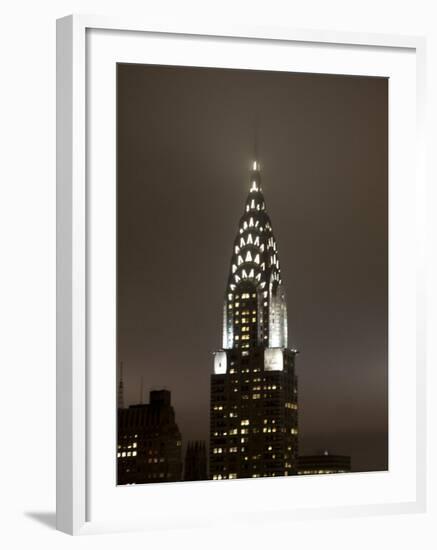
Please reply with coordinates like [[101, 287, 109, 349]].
[[214, 351, 227, 374], [264, 348, 284, 371]]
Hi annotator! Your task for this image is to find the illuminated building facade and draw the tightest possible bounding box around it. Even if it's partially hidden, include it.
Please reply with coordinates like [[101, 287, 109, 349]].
[[210, 161, 299, 480], [298, 452, 351, 475], [117, 390, 182, 484]]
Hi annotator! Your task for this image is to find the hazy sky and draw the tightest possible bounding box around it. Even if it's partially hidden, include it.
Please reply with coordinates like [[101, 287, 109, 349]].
[[117, 63, 388, 472]]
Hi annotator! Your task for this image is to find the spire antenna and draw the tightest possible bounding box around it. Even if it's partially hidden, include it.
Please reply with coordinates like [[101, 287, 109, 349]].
[[254, 131, 258, 163], [139, 375, 144, 404], [117, 361, 124, 409], [252, 128, 260, 172]]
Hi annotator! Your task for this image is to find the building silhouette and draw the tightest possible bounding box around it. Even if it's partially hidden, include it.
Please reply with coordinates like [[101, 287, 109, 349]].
[[209, 160, 299, 480], [184, 440, 208, 481], [298, 451, 351, 475], [117, 389, 182, 484]]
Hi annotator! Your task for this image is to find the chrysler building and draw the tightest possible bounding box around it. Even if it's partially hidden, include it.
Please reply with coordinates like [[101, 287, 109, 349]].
[[210, 160, 299, 480]]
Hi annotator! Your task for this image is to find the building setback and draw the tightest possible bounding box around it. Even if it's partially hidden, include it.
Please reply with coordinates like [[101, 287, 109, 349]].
[[117, 390, 182, 484], [210, 160, 299, 480], [298, 452, 351, 475], [184, 440, 208, 481]]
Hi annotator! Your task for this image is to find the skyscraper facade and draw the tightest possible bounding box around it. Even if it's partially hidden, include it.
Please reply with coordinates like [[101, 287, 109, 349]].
[[117, 390, 183, 484], [210, 161, 299, 480]]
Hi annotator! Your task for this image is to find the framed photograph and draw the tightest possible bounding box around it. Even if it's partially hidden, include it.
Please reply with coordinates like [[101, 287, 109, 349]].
[[56, 15, 427, 535]]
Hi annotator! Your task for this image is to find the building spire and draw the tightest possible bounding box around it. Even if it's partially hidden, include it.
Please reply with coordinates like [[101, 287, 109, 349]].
[[222, 160, 288, 350], [139, 375, 144, 404], [252, 130, 260, 172], [117, 361, 124, 409], [254, 131, 258, 165]]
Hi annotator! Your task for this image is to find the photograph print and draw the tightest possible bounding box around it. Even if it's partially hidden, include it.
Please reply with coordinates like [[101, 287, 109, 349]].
[[116, 63, 388, 485]]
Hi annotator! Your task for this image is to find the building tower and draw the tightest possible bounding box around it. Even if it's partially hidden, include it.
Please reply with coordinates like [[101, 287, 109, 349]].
[[184, 440, 208, 481], [117, 389, 183, 485], [298, 451, 351, 475], [210, 160, 299, 480]]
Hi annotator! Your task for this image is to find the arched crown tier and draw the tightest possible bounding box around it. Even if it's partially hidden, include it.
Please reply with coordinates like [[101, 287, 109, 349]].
[[222, 161, 288, 350]]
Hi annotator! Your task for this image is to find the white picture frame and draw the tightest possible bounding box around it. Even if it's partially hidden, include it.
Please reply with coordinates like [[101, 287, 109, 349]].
[[56, 14, 427, 535]]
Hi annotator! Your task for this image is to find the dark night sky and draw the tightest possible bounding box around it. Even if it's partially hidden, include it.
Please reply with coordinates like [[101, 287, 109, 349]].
[[117, 63, 388, 473]]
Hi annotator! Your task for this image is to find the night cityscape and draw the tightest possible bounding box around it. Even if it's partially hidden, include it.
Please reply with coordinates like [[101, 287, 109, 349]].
[[116, 63, 388, 485]]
